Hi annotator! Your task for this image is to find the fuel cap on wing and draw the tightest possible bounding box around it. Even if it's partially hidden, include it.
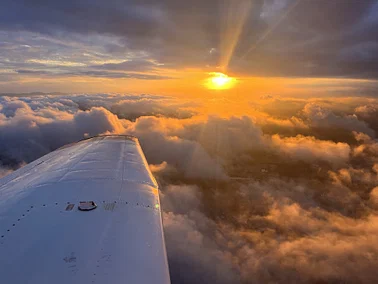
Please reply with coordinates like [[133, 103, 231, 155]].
[[78, 201, 97, 211]]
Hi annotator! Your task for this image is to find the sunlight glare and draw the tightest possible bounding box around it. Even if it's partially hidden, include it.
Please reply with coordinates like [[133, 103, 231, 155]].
[[205, 72, 237, 90]]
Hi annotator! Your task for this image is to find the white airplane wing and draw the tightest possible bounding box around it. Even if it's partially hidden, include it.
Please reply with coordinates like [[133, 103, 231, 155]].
[[0, 135, 171, 284]]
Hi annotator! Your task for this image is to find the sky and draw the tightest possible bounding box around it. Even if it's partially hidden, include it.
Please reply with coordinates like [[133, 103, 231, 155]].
[[0, 0, 378, 96], [2, 1, 378, 284]]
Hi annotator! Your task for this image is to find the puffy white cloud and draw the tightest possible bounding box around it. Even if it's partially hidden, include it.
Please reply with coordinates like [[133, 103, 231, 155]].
[[355, 104, 378, 118], [111, 98, 197, 119], [0, 104, 125, 164], [370, 187, 378, 207], [303, 103, 375, 136], [0, 97, 32, 117], [272, 134, 351, 165], [161, 185, 239, 284], [126, 116, 228, 180]]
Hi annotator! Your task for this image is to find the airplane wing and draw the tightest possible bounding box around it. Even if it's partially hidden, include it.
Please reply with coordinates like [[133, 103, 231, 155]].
[[0, 135, 171, 284]]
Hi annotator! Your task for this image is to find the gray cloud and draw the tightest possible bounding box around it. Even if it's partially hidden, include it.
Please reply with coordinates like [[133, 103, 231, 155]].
[[0, 1, 377, 79], [93, 59, 159, 72], [111, 98, 197, 120], [15, 69, 171, 80]]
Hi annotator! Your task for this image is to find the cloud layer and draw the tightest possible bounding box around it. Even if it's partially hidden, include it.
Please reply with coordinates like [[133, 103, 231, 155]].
[[1, 93, 378, 283], [0, 0, 378, 84]]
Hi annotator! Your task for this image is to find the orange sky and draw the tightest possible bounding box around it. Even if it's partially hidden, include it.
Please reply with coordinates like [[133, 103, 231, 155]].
[[1, 1, 377, 98], [3, 68, 376, 102]]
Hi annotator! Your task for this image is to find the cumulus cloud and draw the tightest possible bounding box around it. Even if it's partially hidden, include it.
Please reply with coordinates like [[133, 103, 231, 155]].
[[370, 187, 378, 207], [1, 93, 378, 283], [302, 103, 375, 137], [0, 102, 125, 165], [111, 98, 197, 120], [0, 96, 32, 117], [126, 116, 228, 180], [271, 134, 351, 165]]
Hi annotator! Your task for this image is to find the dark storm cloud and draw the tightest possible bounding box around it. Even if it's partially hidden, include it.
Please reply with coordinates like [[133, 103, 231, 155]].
[[0, 0, 378, 78]]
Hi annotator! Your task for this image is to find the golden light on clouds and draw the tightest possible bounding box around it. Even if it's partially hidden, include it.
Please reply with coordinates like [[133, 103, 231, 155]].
[[26, 59, 87, 67], [205, 72, 237, 90]]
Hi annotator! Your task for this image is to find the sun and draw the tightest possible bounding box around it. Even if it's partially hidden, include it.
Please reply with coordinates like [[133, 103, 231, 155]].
[[205, 72, 236, 90]]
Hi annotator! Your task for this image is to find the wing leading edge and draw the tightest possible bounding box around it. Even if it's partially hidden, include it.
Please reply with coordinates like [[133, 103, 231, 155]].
[[0, 135, 170, 284]]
